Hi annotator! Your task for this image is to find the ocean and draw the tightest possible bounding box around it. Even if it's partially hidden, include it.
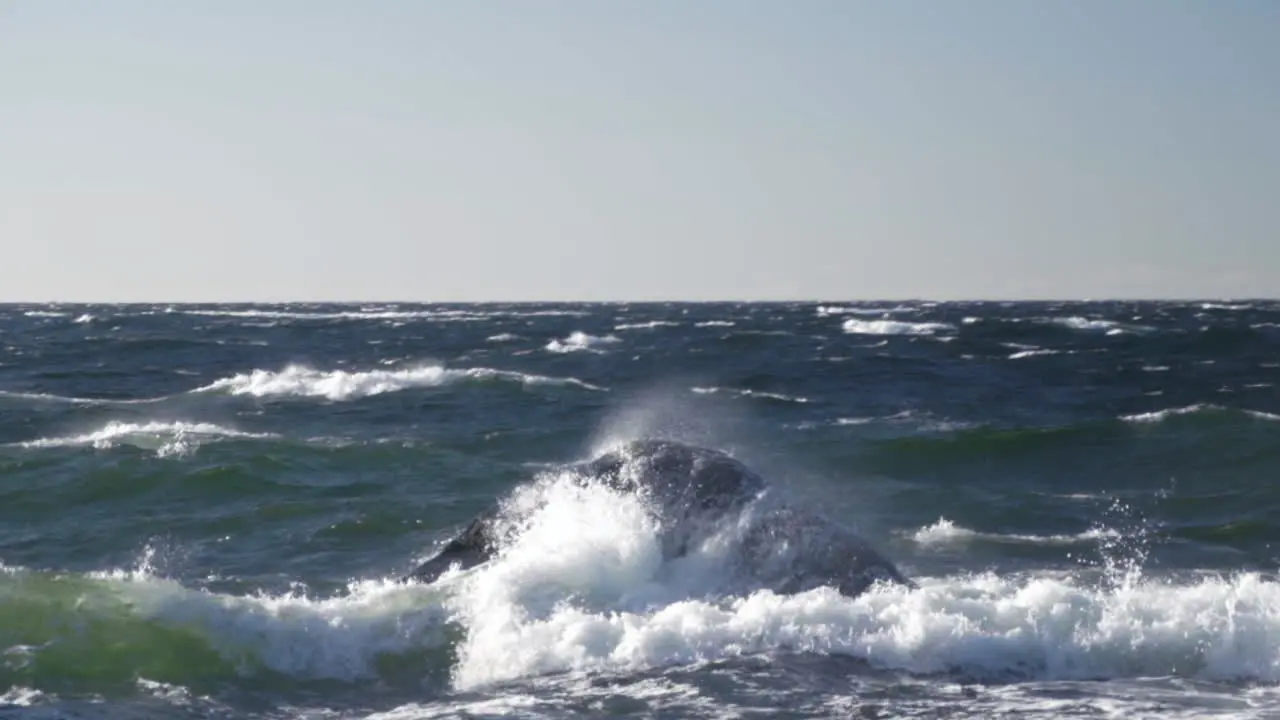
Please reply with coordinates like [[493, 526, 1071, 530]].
[[1, 301, 1278, 719]]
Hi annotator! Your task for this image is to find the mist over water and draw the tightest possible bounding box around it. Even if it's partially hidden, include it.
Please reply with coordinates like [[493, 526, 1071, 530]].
[[2, 301, 1280, 718]]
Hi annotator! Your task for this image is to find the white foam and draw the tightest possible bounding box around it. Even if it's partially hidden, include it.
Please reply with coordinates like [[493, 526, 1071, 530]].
[[22, 310, 66, 318], [1121, 404, 1213, 423], [195, 364, 604, 400], [0, 687, 46, 706], [180, 308, 590, 322], [545, 331, 621, 354], [452, 560, 1280, 690], [1050, 316, 1155, 334], [73, 313, 94, 324], [614, 321, 680, 331], [0, 390, 164, 405], [842, 319, 954, 336], [1008, 348, 1062, 360], [428, 470, 1280, 690], [182, 308, 453, 321], [486, 333, 521, 343], [818, 305, 916, 317], [910, 518, 1119, 548], [71, 572, 454, 681], [17, 476, 1280, 699], [16, 421, 275, 456], [691, 386, 810, 404], [694, 320, 736, 327], [1119, 404, 1280, 424]]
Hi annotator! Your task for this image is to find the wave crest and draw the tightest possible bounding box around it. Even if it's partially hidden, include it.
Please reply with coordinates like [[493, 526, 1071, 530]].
[[16, 421, 275, 457], [195, 364, 604, 400], [842, 319, 954, 336], [545, 332, 621, 354]]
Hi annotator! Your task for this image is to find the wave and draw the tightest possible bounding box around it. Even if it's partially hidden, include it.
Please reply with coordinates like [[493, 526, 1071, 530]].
[[8, 476, 1280, 695], [817, 305, 917, 317], [545, 331, 621, 354], [1049, 316, 1155, 335], [1007, 348, 1063, 360], [15, 421, 276, 457], [842, 319, 954, 336], [0, 564, 451, 686], [690, 386, 810, 404], [440, 477, 1280, 688], [195, 364, 605, 400], [801, 410, 970, 434], [466, 572, 1280, 688], [1120, 404, 1280, 424], [910, 518, 1119, 548], [181, 308, 458, 321], [179, 307, 591, 322], [694, 320, 736, 327], [0, 390, 165, 406], [486, 333, 521, 343], [0, 687, 45, 707], [614, 321, 680, 331], [849, 407, 1280, 476]]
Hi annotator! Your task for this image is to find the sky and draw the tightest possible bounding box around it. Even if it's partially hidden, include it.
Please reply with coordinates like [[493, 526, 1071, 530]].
[[1, 1, 1277, 302]]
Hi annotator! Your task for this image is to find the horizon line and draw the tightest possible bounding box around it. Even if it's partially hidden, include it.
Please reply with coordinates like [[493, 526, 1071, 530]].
[[0, 297, 1274, 305]]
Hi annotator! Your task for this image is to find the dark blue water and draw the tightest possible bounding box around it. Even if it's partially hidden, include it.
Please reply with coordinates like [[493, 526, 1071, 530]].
[[2, 301, 1279, 718]]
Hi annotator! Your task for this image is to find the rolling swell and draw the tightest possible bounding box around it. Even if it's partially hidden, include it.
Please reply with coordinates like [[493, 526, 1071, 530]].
[[851, 404, 1280, 471]]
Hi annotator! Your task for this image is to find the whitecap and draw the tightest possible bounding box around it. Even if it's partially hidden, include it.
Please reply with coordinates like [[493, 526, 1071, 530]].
[[1120, 404, 1280, 424], [817, 305, 917, 317], [1049, 316, 1155, 334], [842, 319, 954, 336], [910, 517, 1119, 547], [1008, 348, 1062, 360], [690, 386, 810, 404], [194, 364, 605, 400], [614, 321, 680, 331], [17, 420, 276, 457], [545, 331, 621, 354]]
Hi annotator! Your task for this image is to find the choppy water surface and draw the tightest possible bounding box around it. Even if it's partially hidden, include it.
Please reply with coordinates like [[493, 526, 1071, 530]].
[[2, 301, 1279, 718]]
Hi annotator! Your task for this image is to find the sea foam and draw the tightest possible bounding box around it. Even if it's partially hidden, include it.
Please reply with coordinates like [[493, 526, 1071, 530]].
[[195, 364, 604, 400], [842, 319, 954, 336], [910, 517, 1119, 548], [440, 477, 1280, 689], [17, 421, 275, 457], [545, 332, 621, 354], [7, 479, 1280, 695]]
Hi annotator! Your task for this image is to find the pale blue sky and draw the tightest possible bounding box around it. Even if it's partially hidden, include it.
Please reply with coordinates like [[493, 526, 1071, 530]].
[[1, 1, 1277, 301]]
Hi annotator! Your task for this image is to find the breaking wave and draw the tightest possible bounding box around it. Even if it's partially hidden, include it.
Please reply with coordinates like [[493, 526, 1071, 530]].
[[195, 364, 605, 400], [16, 421, 276, 457], [614, 321, 681, 331], [842, 319, 954, 336], [1049, 316, 1155, 335], [545, 332, 621, 354], [910, 518, 1120, 548], [1120, 404, 1280, 424], [690, 386, 810, 404]]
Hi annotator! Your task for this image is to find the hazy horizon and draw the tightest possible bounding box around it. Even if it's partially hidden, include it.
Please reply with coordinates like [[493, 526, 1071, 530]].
[[3, 2, 1277, 302]]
